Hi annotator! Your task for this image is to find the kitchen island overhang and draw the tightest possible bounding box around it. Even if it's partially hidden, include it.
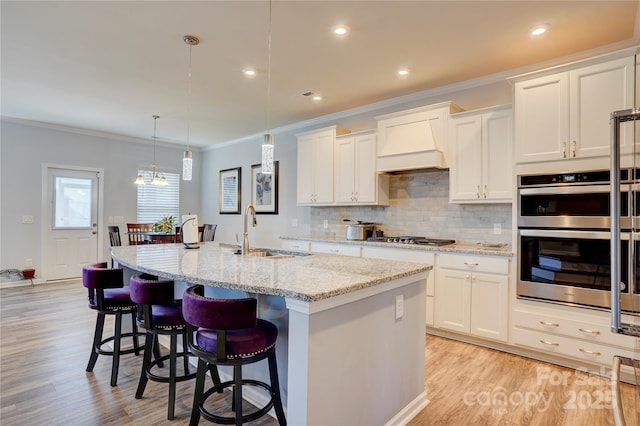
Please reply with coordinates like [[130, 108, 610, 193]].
[[111, 243, 432, 425]]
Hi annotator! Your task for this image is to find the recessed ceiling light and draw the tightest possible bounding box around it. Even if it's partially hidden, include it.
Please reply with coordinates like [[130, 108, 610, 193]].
[[242, 68, 256, 76], [332, 25, 349, 36], [312, 95, 323, 101], [530, 24, 550, 36], [398, 69, 409, 76]]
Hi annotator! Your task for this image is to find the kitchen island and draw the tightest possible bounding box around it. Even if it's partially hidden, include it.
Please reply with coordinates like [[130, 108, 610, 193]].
[[111, 242, 431, 426]]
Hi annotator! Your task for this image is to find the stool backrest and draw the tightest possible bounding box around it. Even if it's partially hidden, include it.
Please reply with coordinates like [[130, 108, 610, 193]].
[[182, 286, 257, 330], [130, 274, 175, 330], [82, 262, 124, 311]]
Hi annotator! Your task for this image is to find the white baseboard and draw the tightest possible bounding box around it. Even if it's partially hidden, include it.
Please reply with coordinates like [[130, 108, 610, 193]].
[[384, 392, 429, 426], [0, 279, 43, 288]]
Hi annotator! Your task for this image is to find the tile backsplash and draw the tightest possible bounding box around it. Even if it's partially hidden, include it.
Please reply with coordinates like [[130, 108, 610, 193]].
[[310, 170, 512, 244]]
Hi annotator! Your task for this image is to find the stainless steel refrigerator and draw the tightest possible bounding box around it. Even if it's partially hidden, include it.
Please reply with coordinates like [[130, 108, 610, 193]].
[[610, 107, 640, 425]]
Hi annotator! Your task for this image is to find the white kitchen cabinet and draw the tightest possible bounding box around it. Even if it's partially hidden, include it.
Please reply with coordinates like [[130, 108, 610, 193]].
[[513, 56, 635, 165], [335, 131, 389, 205], [281, 240, 311, 252], [435, 254, 509, 342], [361, 246, 435, 325], [310, 241, 361, 257], [449, 105, 512, 203], [297, 126, 350, 205]]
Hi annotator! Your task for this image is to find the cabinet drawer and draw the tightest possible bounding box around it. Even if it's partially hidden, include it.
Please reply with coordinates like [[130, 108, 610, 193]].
[[281, 240, 310, 252], [513, 309, 636, 349], [311, 242, 361, 257], [513, 327, 636, 365], [437, 253, 509, 274]]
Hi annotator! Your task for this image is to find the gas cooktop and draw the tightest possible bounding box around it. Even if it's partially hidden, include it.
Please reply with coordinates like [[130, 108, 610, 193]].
[[367, 236, 455, 246]]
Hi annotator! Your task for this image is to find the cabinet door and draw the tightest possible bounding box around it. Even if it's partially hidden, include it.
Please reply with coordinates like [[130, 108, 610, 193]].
[[570, 56, 635, 158], [449, 115, 483, 201], [469, 272, 508, 342], [434, 269, 470, 333], [297, 134, 315, 204], [313, 130, 335, 204], [482, 109, 512, 201], [353, 133, 377, 203], [335, 136, 356, 203], [514, 73, 569, 163]]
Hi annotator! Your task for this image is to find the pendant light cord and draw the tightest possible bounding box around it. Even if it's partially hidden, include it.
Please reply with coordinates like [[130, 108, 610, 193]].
[[153, 115, 158, 164], [187, 43, 193, 151], [267, 0, 272, 133]]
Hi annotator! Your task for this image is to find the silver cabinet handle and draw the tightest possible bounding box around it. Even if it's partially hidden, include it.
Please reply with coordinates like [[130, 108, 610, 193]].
[[562, 141, 567, 158], [329, 249, 339, 253], [578, 328, 600, 335], [539, 320, 559, 327], [463, 261, 479, 267], [578, 348, 601, 356], [572, 140, 576, 157], [476, 185, 480, 199], [483, 184, 487, 198], [539, 339, 559, 347]]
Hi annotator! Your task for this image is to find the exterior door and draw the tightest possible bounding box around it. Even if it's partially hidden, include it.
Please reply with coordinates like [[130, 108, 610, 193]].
[[44, 167, 100, 280]]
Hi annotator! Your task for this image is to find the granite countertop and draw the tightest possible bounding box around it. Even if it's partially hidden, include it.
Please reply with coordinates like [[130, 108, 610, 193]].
[[281, 235, 514, 257], [110, 243, 431, 302]]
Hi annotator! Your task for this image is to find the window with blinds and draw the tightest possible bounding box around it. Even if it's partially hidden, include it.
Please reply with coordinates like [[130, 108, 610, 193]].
[[136, 171, 180, 223]]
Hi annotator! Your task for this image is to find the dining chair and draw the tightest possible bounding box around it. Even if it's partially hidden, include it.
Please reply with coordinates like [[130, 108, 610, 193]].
[[108, 226, 122, 247], [127, 223, 153, 245], [200, 224, 217, 242]]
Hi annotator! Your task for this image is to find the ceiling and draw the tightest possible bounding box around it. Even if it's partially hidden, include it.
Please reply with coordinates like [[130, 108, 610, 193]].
[[1, 1, 639, 148]]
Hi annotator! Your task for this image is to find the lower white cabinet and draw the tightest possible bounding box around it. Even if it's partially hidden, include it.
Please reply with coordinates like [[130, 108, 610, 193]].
[[434, 254, 509, 342], [281, 240, 311, 252], [512, 307, 638, 366]]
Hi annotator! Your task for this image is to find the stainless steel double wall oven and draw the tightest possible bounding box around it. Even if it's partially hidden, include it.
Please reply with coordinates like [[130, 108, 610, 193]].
[[517, 169, 640, 313]]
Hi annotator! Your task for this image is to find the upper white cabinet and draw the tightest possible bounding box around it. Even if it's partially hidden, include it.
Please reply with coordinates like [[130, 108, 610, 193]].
[[375, 102, 463, 172], [297, 126, 349, 205], [513, 55, 635, 165], [449, 105, 512, 203], [335, 130, 389, 205]]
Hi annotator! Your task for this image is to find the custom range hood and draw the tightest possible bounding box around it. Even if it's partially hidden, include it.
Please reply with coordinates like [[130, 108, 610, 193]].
[[375, 102, 463, 173]]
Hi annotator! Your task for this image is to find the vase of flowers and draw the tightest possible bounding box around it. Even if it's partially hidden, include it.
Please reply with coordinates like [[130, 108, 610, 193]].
[[153, 215, 176, 233]]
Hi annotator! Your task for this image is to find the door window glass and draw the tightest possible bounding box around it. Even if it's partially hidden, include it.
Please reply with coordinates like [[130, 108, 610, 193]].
[[53, 176, 93, 229]]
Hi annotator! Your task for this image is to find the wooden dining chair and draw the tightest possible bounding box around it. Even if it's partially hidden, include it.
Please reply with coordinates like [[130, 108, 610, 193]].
[[127, 223, 153, 245], [200, 224, 216, 242], [108, 226, 122, 247]]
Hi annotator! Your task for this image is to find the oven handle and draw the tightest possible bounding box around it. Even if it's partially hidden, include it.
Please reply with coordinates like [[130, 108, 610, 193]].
[[518, 229, 632, 240], [518, 184, 631, 196]]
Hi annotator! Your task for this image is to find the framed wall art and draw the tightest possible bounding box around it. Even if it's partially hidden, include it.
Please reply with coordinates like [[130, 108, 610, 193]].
[[251, 161, 278, 214], [219, 167, 241, 214]]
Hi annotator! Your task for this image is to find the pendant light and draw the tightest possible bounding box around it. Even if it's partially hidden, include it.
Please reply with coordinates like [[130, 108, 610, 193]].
[[134, 115, 167, 186], [182, 35, 199, 181], [261, 0, 274, 174]]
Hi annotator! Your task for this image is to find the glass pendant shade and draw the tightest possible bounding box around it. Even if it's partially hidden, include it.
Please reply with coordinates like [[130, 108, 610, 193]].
[[261, 133, 274, 174], [134, 172, 145, 185], [183, 150, 193, 181]]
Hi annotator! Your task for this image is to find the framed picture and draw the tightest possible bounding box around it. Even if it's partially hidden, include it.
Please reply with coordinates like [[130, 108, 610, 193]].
[[251, 161, 279, 214], [219, 167, 241, 214]]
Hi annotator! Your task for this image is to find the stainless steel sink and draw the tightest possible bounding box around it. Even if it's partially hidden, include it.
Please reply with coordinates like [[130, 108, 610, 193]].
[[247, 248, 310, 259]]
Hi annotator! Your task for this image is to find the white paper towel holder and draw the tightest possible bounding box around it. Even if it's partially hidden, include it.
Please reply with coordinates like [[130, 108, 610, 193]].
[[180, 215, 200, 249]]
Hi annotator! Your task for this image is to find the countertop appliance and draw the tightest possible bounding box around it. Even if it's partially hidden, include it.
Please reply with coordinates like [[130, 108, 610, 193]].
[[367, 235, 455, 246], [346, 222, 376, 241]]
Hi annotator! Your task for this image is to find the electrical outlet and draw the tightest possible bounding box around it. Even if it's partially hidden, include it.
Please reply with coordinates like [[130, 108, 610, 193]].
[[395, 294, 404, 320], [291, 219, 298, 227], [22, 215, 34, 224], [493, 223, 502, 235], [323, 220, 329, 229]]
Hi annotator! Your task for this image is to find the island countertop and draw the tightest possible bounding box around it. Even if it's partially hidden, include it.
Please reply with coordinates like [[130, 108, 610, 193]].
[[110, 242, 431, 302]]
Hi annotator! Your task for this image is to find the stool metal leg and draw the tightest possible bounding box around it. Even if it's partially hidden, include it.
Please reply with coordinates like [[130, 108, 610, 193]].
[[86, 312, 105, 372], [168, 333, 178, 420], [189, 358, 207, 426], [234, 365, 243, 426], [135, 331, 154, 399], [130, 311, 141, 356], [268, 352, 287, 426]]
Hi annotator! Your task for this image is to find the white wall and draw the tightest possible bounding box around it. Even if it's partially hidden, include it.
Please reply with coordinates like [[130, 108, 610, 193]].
[[0, 120, 202, 280], [201, 79, 513, 248]]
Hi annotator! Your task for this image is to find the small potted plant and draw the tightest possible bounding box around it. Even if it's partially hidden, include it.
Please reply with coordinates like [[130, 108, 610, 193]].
[[153, 215, 176, 234]]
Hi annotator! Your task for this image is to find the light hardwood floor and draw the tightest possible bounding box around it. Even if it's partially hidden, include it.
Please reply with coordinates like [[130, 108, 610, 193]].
[[0, 280, 638, 425]]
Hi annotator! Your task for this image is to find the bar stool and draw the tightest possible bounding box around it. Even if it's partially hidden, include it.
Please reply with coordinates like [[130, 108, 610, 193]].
[[130, 274, 198, 420], [182, 285, 287, 426], [82, 262, 144, 387]]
